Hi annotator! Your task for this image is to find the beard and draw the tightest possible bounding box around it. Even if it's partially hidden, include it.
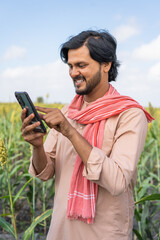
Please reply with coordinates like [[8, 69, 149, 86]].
[[74, 66, 101, 95]]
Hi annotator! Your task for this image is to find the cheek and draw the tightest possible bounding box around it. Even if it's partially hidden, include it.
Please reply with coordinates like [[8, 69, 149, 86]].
[[81, 69, 90, 78]]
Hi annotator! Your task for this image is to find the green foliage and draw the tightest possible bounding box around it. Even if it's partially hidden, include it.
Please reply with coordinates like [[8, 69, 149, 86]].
[[0, 104, 58, 238], [0, 216, 16, 238], [148, 102, 155, 118], [133, 119, 160, 239], [36, 97, 44, 103], [22, 209, 53, 240], [0, 103, 159, 239], [135, 194, 160, 204]]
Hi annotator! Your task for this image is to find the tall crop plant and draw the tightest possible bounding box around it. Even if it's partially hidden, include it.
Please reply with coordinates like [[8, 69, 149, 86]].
[[133, 119, 160, 240], [0, 103, 160, 239], [0, 106, 55, 238]]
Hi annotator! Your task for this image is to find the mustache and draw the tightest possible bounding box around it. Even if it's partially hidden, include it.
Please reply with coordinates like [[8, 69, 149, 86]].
[[73, 75, 86, 81]]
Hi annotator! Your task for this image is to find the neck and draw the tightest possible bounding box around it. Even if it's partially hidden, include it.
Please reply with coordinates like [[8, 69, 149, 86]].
[[84, 83, 110, 102]]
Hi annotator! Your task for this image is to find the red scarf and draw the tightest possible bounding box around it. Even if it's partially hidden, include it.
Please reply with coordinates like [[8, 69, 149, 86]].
[[67, 84, 153, 224]]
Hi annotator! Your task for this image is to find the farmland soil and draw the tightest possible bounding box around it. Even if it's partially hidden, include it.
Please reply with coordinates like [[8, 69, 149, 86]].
[[0, 232, 46, 240], [0, 198, 52, 240]]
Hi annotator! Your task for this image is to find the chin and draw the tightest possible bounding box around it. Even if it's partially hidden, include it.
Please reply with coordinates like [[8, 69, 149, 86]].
[[76, 89, 91, 95], [76, 90, 86, 95]]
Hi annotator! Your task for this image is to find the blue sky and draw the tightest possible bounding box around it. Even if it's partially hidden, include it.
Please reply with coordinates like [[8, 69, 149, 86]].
[[0, 0, 160, 106]]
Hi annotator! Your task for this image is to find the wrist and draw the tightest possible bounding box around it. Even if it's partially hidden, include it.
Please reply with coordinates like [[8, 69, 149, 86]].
[[66, 127, 77, 141], [33, 144, 44, 151]]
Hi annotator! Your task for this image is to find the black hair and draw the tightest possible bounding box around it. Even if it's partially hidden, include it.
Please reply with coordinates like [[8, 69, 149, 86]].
[[60, 30, 120, 82]]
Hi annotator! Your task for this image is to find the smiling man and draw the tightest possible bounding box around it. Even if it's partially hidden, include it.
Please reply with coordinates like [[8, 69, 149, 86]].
[[67, 45, 111, 101], [21, 30, 153, 240]]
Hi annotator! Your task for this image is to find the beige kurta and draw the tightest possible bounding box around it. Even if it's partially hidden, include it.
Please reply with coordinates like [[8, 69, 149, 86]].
[[29, 102, 148, 240]]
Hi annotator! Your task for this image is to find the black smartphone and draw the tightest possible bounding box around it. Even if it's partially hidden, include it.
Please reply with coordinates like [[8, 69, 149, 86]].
[[15, 91, 46, 133]]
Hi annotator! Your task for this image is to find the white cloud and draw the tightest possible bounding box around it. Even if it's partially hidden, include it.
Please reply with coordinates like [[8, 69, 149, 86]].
[[133, 35, 160, 60], [111, 51, 160, 107], [0, 58, 159, 107], [2, 67, 27, 78], [3, 45, 26, 61], [0, 60, 75, 103], [113, 70, 159, 107], [148, 61, 160, 80], [113, 22, 139, 42], [1, 60, 64, 80]]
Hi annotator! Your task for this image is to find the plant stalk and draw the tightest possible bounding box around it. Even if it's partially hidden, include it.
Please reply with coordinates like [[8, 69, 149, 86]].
[[6, 164, 18, 240]]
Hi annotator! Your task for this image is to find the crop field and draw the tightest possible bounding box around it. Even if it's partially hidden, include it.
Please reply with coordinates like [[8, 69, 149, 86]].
[[0, 102, 160, 240]]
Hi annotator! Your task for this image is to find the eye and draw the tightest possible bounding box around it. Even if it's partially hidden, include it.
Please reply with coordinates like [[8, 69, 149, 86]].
[[78, 63, 87, 68], [68, 64, 73, 70]]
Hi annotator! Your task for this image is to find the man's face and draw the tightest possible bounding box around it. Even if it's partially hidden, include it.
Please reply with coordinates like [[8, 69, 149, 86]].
[[67, 45, 102, 97]]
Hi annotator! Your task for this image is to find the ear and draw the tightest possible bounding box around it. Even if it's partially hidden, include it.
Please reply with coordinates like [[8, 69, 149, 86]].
[[103, 62, 112, 73]]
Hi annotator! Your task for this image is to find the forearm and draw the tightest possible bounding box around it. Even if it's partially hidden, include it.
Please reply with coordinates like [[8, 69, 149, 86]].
[[83, 147, 126, 195], [32, 145, 47, 174], [68, 127, 93, 167], [36, 106, 92, 165], [83, 109, 148, 195]]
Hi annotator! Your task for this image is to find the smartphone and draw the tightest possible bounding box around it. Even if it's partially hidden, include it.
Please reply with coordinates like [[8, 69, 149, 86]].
[[15, 91, 46, 133]]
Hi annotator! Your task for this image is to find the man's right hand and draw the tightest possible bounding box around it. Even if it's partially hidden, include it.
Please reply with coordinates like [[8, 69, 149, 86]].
[[21, 108, 45, 148]]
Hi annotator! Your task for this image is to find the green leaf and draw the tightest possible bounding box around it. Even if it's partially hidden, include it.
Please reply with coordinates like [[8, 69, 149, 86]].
[[141, 201, 149, 235], [0, 195, 11, 200], [0, 213, 12, 217], [150, 128, 157, 139], [133, 228, 143, 240], [13, 178, 33, 206], [22, 209, 53, 240], [10, 165, 22, 177], [134, 208, 141, 222], [135, 193, 160, 204], [0, 216, 16, 238]]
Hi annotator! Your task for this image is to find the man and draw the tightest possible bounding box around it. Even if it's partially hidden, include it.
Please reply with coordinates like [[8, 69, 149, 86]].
[[21, 30, 153, 240]]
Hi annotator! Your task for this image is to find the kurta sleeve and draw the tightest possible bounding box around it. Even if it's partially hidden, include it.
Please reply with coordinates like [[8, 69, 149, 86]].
[[83, 108, 148, 196], [29, 128, 58, 181]]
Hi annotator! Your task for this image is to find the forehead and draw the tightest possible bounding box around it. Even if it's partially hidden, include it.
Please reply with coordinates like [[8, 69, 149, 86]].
[[67, 45, 92, 64]]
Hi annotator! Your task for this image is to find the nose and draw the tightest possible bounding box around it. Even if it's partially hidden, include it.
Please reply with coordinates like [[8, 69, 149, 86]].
[[69, 67, 80, 78]]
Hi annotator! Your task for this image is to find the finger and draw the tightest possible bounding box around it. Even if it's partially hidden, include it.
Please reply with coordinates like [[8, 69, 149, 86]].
[[42, 109, 62, 121], [35, 106, 54, 114], [21, 113, 35, 130], [23, 131, 44, 142], [44, 114, 59, 124], [22, 121, 41, 135], [38, 112, 45, 120], [21, 108, 27, 122], [43, 115, 62, 130]]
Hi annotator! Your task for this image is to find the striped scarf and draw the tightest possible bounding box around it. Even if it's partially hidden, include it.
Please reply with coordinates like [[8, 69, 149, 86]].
[[67, 84, 153, 224]]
